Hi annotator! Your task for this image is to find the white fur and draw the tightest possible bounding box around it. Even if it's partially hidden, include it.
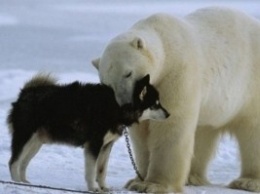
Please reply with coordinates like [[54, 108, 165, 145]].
[[96, 142, 114, 191], [93, 7, 260, 193], [139, 108, 167, 121], [95, 132, 119, 191], [9, 133, 42, 183], [84, 131, 119, 191], [103, 131, 120, 146], [84, 149, 99, 192]]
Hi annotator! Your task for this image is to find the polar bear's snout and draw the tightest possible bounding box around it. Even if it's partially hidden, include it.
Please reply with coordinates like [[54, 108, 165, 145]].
[[114, 84, 133, 105]]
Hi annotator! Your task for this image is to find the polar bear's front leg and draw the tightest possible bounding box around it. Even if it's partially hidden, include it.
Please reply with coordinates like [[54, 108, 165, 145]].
[[229, 122, 260, 192], [125, 121, 150, 187], [127, 121, 196, 193], [188, 126, 221, 186]]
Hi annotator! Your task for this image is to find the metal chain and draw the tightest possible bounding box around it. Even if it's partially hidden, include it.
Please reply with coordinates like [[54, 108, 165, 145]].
[[123, 128, 144, 181], [0, 180, 135, 193], [0, 179, 91, 193]]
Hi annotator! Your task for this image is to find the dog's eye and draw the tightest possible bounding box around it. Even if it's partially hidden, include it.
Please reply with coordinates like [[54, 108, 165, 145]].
[[124, 72, 132, 78], [151, 103, 160, 110]]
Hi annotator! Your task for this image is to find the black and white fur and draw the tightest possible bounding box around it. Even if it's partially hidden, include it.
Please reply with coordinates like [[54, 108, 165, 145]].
[[7, 74, 169, 191]]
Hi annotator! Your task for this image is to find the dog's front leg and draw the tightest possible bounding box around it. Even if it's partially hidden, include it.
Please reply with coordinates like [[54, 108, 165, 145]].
[[84, 147, 100, 192], [96, 142, 114, 191]]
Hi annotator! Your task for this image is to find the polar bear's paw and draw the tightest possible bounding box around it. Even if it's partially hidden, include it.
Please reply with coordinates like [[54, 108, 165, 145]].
[[126, 181, 175, 193], [229, 177, 260, 192], [187, 174, 210, 186], [124, 177, 142, 189]]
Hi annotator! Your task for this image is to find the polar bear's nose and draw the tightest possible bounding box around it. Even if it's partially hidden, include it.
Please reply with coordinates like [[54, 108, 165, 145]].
[[116, 95, 130, 106]]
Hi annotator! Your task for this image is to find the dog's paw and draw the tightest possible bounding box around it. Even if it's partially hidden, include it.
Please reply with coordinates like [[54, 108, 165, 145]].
[[187, 174, 210, 186], [229, 177, 260, 192], [89, 185, 110, 193], [126, 181, 173, 193], [21, 179, 30, 184]]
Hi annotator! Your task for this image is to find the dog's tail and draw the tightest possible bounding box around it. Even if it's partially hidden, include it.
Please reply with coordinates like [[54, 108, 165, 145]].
[[7, 73, 57, 134], [24, 73, 57, 89]]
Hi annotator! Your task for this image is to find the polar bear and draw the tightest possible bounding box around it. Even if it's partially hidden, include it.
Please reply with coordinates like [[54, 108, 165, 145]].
[[92, 7, 260, 193]]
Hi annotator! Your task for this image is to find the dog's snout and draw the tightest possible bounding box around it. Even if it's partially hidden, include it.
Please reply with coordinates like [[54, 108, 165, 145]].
[[165, 110, 170, 118], [159, 104, 170, 119]]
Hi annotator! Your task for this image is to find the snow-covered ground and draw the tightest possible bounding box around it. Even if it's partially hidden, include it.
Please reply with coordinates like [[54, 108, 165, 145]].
[[0, 1, 259, 193]]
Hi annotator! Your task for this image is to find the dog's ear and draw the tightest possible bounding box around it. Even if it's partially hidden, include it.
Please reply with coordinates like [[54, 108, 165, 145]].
[[92, 58, 100, 69], [142, 74, 150, 85], [138, 74, 149, 101], [139, 86, 147, 101], [134, 74, 150, 102]]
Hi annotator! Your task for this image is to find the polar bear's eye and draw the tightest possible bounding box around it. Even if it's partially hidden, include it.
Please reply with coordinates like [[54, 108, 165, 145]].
[[124, 72, 132, 78]]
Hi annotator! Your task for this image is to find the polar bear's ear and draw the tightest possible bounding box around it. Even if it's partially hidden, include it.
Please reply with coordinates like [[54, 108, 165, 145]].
[[131, 37, 145, 50], [92, 58, 100, 69]]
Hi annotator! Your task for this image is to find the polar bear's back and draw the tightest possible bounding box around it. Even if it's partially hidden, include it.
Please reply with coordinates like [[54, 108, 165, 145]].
[[130, 7, 260, 128], [186, 6, 258, 25], [186, 7, 260, 44]]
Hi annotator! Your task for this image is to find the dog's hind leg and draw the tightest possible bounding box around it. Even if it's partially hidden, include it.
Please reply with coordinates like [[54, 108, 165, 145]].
[[84, 146, 99, 192], [96, 141, 114, 191], [9, 158, 21, 182], [9, 131, 34, 182], [19, 133, 42, 183]]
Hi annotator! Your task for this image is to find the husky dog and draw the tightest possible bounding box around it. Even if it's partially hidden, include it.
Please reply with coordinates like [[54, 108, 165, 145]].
[[7, 74, 169, 191]]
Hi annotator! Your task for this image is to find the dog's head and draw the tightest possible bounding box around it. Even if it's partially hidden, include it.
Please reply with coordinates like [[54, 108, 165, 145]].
[[121, 74, 170, 125], [133, 74, 170, 121]]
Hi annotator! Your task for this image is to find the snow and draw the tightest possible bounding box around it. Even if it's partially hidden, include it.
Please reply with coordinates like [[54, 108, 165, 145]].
[[0, 0, 259, 193]]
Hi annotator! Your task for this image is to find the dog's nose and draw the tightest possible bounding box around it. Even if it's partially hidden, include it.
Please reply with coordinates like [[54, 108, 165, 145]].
[[164, 110, 170, 118]]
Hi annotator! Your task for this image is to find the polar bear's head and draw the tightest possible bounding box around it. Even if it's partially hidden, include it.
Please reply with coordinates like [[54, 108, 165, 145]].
[[93, 35, 157, 105]]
